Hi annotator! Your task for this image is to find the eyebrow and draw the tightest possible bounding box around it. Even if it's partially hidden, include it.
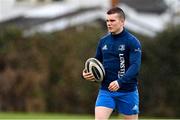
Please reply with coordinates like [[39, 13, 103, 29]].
[[106, 19, 116, 22]]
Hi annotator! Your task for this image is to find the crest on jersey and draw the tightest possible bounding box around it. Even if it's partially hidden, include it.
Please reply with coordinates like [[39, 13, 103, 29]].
[[118, 44, 125, 51]]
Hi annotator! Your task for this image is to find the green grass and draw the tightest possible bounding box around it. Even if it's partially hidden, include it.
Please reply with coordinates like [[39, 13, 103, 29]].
[[0, 112, 123, 120], [0, 112, 94, 119], [0, 112, 178, 120]]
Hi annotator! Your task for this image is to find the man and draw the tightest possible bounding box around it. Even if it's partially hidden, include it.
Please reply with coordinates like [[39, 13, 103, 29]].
[[82, 7, 141, 120]]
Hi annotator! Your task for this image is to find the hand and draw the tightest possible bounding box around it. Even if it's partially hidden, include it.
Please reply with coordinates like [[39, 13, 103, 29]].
[[108, 80, 120, 91], [82, 69, 95, 81]]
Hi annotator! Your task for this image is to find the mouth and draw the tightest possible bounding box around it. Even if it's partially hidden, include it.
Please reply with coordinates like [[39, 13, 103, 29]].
[[108, 27, 112, 30]]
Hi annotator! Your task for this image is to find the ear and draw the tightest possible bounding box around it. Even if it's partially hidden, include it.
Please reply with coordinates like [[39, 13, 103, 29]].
[[119, 19, 125, 26]]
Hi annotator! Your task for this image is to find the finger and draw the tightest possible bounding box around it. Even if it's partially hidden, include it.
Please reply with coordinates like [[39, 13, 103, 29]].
[[113, 86, 119, 91], [84, 71, 93, 75], [108, 84, 115, 91], [84, 72, 94, 77], [108, 82, 116, 88], [110, 86, 118, 91], [108, 83, 113, 89], [83, 72, 92, 78], [108, 83, 118, 91], [86, 75, 95, 80], [84, 73, 95, 80]]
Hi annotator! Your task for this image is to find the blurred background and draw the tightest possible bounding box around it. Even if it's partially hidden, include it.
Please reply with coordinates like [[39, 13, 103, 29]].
[[0, 0, 180, 119]]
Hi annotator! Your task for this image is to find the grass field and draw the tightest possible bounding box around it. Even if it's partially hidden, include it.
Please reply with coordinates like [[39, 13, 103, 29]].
[[0, 112, 93, 119], [0, 112, 125, 120], [0, 112, 178, 120]]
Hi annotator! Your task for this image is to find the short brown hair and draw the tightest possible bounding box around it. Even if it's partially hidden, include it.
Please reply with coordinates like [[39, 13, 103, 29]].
[[107, 7, 125, 20]]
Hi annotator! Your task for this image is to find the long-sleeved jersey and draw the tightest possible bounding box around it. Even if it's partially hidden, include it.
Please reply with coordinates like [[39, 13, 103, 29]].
[[95, 28, 141, 92]]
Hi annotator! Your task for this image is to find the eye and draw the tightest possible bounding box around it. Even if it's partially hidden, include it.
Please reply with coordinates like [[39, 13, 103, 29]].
[[106, 19, 115, 22], [110, 20, 115, 22]]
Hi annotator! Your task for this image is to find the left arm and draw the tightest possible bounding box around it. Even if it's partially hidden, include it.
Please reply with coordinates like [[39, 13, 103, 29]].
[[109, 38, 142, 91]]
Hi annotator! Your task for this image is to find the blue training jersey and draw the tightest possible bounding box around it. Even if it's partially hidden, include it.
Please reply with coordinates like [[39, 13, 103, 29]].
[[95, 28, 142, 92]]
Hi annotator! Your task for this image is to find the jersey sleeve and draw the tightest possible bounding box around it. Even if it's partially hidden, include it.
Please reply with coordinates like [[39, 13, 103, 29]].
[[117, 37, 142, 87]]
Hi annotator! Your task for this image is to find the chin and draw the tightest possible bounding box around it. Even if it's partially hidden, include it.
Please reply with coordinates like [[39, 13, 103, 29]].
[[108, 30, 114, 33], [109, 30, 115, 33]]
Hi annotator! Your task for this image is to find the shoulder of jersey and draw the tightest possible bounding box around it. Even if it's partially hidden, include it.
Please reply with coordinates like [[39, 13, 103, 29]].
[[100, 33, 111, 41]]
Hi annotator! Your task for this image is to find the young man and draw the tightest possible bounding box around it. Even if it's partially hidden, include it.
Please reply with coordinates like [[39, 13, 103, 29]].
[[82, 7, 142, 120]]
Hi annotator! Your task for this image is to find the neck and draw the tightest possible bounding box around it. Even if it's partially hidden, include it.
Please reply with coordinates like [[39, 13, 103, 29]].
[[111, 27, 124, 35]]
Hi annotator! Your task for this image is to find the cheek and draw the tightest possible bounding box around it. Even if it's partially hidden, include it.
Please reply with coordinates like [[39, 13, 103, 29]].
[[114, 21, 121, 26], [115, 22, 123, 28], [114, 23, 121, 29], [119, 21, 124, 26]]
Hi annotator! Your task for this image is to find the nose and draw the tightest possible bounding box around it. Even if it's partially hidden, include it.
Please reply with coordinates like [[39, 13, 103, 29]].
[[107, 21, 111, 27]]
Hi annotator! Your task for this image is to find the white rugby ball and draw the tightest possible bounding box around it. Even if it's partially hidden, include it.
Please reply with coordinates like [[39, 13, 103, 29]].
[[85, 58, 105, 82]]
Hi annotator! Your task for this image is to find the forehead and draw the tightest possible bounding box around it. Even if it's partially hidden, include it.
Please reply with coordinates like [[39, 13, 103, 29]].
[[106, 13, 120, 20]]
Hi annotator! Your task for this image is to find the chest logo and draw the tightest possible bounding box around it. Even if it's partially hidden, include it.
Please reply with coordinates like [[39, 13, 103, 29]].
[[102, 45, 108, 50], [118, 44, 125, 51]]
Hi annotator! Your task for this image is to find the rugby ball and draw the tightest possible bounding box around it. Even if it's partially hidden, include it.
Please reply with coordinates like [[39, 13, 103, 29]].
[[85, 58, 105, 82]]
